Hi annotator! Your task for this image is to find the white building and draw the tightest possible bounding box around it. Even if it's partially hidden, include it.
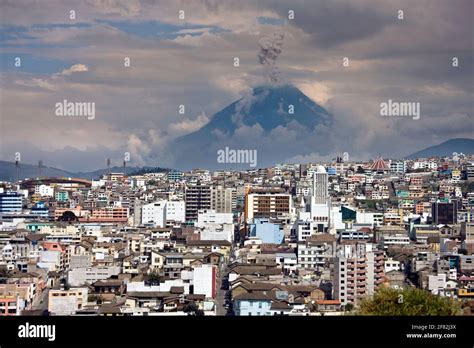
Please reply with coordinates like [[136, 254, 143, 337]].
[[379, 235, 411, 249], [141, 201, 167, 227], [193, 265, 216, 299], [49, 288, 88, 315], [384, 257, 402, 273], [34, 185, 54, 197], [68, 265, 121, 286], [412, 161, 438, 170], [196, 209, 233, 228], [311, 165, 328, 205], [165, 201, 186, 223], [428, 274, 446, 295], [37, 250, 61, 271], [390, 161, 407, 173], [200, 223, 234, 242]]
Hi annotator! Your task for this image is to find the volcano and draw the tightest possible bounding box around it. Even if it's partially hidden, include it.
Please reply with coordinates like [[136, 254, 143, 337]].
[[171, 84, 334, 169]]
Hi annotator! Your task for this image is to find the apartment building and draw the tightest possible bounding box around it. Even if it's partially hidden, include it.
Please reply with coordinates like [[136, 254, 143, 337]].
[[335, 243, 384, 306], [245, 189, 292, 221], [185, 182, 211, 222]]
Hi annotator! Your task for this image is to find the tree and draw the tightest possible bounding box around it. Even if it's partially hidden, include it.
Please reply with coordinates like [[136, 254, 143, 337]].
[[356, 287, 461, 316], [146, 271, 161, 286], [58, 210, 78, 222], [183, 301, 204, 316]]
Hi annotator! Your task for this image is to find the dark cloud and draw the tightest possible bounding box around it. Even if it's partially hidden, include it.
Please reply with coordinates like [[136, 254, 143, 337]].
[[0, 0, 472, 170]]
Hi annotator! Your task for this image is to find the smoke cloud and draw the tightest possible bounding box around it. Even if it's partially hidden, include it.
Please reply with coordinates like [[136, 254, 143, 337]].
[[258, 32, 284, 83]]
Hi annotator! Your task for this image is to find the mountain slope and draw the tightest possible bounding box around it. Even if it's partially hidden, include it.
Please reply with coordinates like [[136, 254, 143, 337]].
[[0, 161, 165, 182], [406, 138, 474, 159], [171, 84, 334, 169]]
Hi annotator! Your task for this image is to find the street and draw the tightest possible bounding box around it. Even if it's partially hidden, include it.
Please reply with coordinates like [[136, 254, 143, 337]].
[[31, 287, 49, 312], [215, 263, 230, 316]]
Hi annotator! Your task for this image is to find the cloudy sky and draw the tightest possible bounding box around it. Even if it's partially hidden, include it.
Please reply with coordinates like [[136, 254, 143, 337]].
[[0, 0, 472, 171]]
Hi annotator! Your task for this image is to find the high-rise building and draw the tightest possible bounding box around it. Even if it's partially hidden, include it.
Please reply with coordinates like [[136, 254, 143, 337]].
[[335, 243, 384, 307], [305, 166, 330, 228], [211, 186, 233, 214], [244, 188, 292, 222], [0, 192, 22, 214], [432, 201, 458, 225], [185, 182, 211, 222], [312, 165, 328, 205], [465, 164, 474, 181]]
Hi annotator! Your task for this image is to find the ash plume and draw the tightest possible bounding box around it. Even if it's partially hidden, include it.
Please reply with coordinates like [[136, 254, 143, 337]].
[[258, 32, 284, 84]]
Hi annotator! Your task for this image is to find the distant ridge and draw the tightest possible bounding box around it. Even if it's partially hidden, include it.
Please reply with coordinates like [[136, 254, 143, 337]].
[[0, 161, 169, 182], [406, 138, 474, 159]]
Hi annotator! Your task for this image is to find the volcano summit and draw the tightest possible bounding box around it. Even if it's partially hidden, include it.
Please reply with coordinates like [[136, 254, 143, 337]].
[[171, 84, 334, 169]]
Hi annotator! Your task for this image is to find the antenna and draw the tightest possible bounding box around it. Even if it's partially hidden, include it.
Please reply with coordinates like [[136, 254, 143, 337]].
[[107, 158, 111, 178], [15, 160, 20, 182]]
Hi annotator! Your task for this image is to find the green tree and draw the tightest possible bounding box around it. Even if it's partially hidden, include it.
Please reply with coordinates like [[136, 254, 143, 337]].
[[356, 287, 461, 316], [183, 301, 204, 316], [58, 210, 78, 222], [146, 271, 161, 285]]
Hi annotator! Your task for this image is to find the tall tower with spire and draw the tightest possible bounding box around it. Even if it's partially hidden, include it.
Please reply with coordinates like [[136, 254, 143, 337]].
[[312, 165, 328, 205]]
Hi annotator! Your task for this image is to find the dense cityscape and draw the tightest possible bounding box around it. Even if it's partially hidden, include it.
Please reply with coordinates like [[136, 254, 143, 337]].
[[0, 154, 473, 316]]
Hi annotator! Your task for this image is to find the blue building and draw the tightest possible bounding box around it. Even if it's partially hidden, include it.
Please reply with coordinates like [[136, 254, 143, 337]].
[[234, 294, 272, 316], [167, 170, 183, 181], [248, 218, 284, 244], [31, 201, 49, 218], [0, 192, 22, 213]]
